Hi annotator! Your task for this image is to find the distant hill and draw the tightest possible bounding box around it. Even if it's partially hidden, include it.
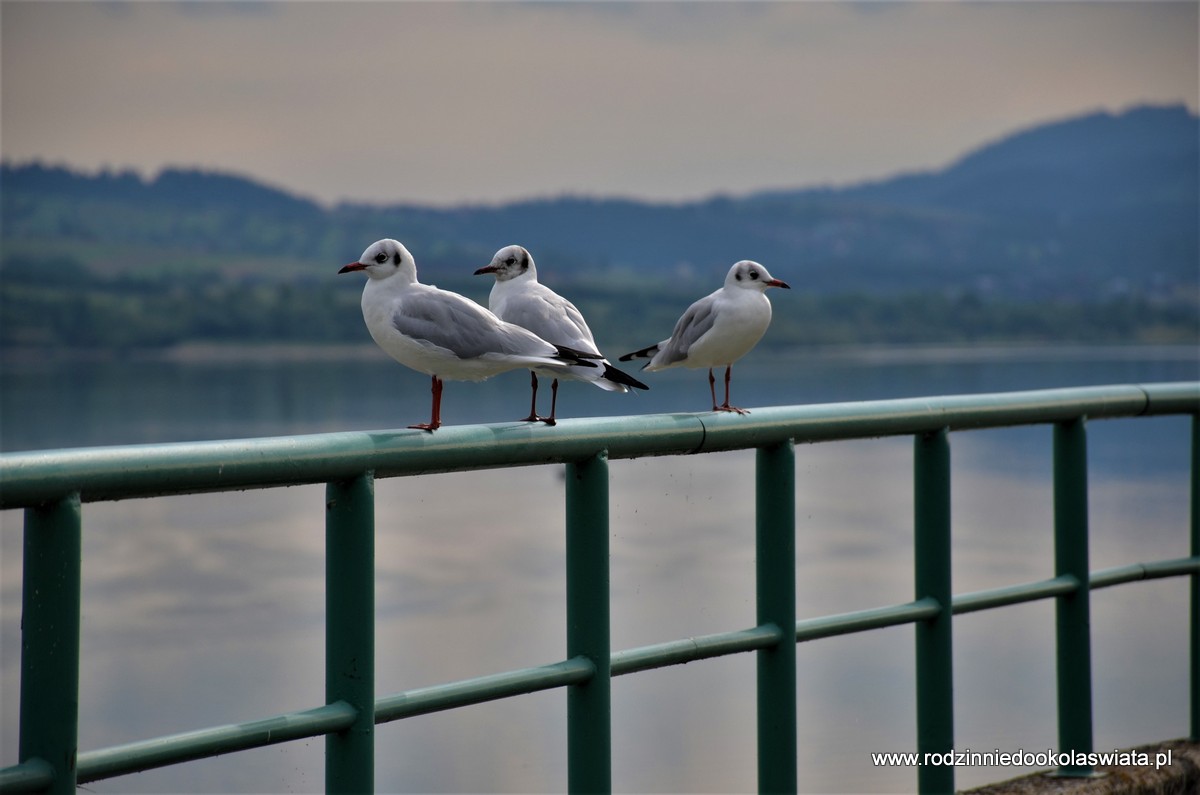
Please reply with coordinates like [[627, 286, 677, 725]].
[[1, 104, 1196, 351], [324, 106, 1199, 297], [772, 105, 1199, 293], [810, 104, 1198, 215], [3, 104, 1195, 299]]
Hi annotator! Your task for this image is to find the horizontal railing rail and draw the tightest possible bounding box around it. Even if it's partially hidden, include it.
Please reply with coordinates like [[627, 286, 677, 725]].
[[1, 382, 1197, 794], [3, 383, 1195, 509]]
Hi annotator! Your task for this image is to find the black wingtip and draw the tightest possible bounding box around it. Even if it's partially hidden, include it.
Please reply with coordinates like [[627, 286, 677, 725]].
[[619, 344, 658, 363], [553, 344, 600, 368], [602, 363, 650, 391]]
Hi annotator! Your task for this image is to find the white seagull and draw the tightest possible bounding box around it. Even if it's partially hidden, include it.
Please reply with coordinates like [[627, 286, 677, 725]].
[[338, 239, 600, 431], [619, 260, 790, 414], [474, 245, 648, 425]]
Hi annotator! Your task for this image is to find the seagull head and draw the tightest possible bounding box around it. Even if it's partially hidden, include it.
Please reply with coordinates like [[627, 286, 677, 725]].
[[339, 239, 418, 284], [474, 244, 535, 282], [725, 260, 789, 291]]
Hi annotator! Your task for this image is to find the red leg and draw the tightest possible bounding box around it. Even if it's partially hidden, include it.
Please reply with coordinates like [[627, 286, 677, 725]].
[[715, 365, 750, 415], [409, 375, 443, 431], [708, 368, 718, 411], [521, 371, 542, 423], [543, 378, 559, 426], [432, 376, 443, 427]]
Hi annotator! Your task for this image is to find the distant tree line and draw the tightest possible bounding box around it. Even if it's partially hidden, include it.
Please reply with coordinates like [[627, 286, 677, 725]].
[[2, 105, 1196, 352], [2, 253, 1194, 353]]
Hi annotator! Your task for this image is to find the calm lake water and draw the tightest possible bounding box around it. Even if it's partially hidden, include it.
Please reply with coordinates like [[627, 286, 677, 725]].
[[1, 344, 1197, 793]]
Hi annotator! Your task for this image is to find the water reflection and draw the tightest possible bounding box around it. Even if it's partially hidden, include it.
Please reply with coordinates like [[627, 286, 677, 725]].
[[0, 348, 1195, 792]]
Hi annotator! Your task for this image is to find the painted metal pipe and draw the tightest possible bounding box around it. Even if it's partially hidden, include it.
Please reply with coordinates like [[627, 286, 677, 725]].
[[3, 384, 1195, 509], [1087, 557, 1200, 590], [1192, 414, 1199, 742], [796, 599, 940, 641], [375, 659, 594, 722], [566, 452, 611, 794], [1052, 418, 1097, 778], [18, 494, 82, 795], [35, 553, 1191, 790], [77, 702, 357, 784], [914, 429, 954, 795], [325, 473, 375, 794], [755, 440, 797, 794], [1, 385, 1195, 793], [952, 575, 1076, 615], [0, 760, 53, 794], [612, 625, 782, 676]]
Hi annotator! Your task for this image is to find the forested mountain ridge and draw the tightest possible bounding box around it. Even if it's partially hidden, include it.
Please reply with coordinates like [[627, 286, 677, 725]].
[[2, 104, 1196, 350]]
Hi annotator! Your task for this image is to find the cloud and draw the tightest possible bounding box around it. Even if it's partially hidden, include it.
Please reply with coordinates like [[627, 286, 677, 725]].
[[2, 1, 1195, 204]]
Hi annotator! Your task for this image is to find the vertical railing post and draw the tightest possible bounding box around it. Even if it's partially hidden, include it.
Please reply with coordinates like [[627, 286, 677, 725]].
[[914, 429, 954, 795], [19, 493, 82, 795], [566, 451, 611, 794], [325, 472, 375, 794], [756, 440, 797, 794], [1191, 413, 1199, 742], [1053, 418, 1097, 777]]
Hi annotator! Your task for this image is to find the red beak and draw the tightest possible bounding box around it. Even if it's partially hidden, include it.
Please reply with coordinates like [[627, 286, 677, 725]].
[[766, 278, 790, 289], [473, 265, 498, 275], [339, 261, 367, 274]]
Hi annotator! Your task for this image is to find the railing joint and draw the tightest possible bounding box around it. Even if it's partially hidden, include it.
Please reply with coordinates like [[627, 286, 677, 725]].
[[324, 699, 360, 730], [755, 621, 785, 648], [913, 595, 945, 617], [691, 414, 710, 454], [1058, 573, 1084, 594], [1133, 384, 1154, 415], [0, 757, 57, 794], [762, 622, 786, 643], [569, 654, 599, 681]]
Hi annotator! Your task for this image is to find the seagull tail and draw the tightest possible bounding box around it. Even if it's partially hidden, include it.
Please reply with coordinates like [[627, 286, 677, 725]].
[[618, 343, 659, 370]]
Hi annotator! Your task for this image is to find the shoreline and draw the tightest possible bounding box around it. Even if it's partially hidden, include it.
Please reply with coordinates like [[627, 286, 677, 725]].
[[1, 341, 1196, 368]]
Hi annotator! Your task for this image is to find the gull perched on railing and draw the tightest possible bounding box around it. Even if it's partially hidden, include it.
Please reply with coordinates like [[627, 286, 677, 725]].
[[475, 245, 648, 425], [339, 239, 601, 431], [620, 260, 790, 414]]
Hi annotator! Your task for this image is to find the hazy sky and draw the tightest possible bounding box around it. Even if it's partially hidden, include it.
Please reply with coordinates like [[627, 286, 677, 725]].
[[2, 1, 1196, 206]]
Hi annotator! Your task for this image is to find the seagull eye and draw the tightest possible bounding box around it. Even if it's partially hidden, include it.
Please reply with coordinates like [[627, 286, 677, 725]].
[[374, 252, 389, 264], [505, 257, 516, 266], [749, 269, 759, 280]]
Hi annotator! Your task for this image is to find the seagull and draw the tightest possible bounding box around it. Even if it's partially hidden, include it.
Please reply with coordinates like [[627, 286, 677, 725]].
[[619, 260, 790, 414], [338, 239, 600, 431], [474, 245, 648, 425]]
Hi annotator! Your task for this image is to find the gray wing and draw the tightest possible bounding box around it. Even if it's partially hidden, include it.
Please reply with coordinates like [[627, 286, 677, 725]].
[[656, 293, 718, 365], [392, 289, 553, 360], [501, 288, 600, 354]]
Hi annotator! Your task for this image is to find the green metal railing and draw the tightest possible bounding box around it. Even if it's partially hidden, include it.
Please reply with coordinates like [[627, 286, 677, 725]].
[[1, 382, 1197, 794]]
